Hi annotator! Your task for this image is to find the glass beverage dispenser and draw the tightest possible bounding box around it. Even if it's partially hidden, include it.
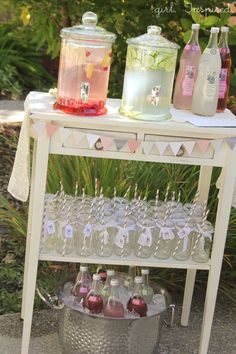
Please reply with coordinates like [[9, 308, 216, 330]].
[[119, 26, 179, 121], [54, 12, 116, 116]]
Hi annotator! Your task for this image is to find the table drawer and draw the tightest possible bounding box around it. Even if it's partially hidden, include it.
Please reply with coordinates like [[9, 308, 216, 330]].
[[143, 134, 214, 159], [62, 128, 137, 153]]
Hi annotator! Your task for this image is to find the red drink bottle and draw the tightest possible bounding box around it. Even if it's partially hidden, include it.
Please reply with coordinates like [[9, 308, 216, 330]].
[[127, 276, 148, 317], [103, 279, 125, 318], [217, 27, 231, 112], [84, 273, 103, 314]]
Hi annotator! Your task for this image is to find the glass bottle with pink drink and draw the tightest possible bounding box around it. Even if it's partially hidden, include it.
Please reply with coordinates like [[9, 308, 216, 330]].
[[54, 12, 116, 116], [72, 266, 91, 301], [173, 24, 201, 110], [103, 279, 125, 318], [83, 273, 103, 314], [217, 27, 231, 112], [127, 276, 148, 317]]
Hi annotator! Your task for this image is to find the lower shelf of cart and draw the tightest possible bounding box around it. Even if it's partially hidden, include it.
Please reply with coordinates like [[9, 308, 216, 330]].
[[39, 251, 210, 270]]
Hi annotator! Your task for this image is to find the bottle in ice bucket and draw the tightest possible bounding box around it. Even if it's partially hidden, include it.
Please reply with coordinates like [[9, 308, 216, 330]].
[[127, 276, 148, 317], [103, 279, 125, 318], [97, 266, 107, 283], [54, 11, 116, 116], [72, 266, 91, 300], [101, 269, 115, 301], [83, 273, 103, 314], [141, 269, 154, 304], [173, 24, 201, 110], [217, 27, 231, 112], [124, 266, 136, 293], [192, 27, 221, 116]]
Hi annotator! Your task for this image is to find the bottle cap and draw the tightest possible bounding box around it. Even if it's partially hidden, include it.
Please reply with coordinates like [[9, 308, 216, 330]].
[[135, 276, 143, 284], [221, 26, 229, 33], [93, 273, 101, 281], [141, 269, 149, 275], [107, 269, 115, 276], [211, 27, 219, 33], [80, 266, 88, 272], [192, 24, 200, 30], [110, 279, 119, 286]]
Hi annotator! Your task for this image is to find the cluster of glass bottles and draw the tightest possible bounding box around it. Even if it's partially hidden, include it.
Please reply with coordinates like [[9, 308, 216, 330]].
[[173, 25, 231, 116], [66, 266, 160, 318], [42, 182, 213, 263]]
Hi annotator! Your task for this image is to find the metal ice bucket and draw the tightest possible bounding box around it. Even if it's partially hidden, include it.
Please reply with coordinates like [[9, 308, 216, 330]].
[[37, 275, 174, 354]]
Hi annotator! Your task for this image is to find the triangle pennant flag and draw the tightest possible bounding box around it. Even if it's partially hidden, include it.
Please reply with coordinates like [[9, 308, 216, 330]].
[[59, 127, 71, 143], [169, 142, 182, 156], [225, 137, 236, 150], [46, 123, 59, 137], [142, 141, 154, 155], [87, 134, 100, 148], [156, 142, 168, 155], [211, 139, 222, 152], [184, 141, 196, 156], [33, 121, 45, 136], [197, 140, 210, 153], [72, 131, 85, 145], [114, 139, 127, 151], [101, 136, 113, 150], [128, 140, 140, 153]]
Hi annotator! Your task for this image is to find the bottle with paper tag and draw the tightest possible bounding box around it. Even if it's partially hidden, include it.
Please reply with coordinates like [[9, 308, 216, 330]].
[[55, 220, 75, 256], [94, 222, 113, 257], [172, 220, 192, 261], [75, 215, 95, 257], [134, 219, 154, 258], [217, 27, 231, 112], [192, 27, 221, 116], [173, 23, 201, 110], [43, 200, 58, 252], [192, 221, 213, 263], [113, 217, 136, 257], [153, 219, 175, 259]]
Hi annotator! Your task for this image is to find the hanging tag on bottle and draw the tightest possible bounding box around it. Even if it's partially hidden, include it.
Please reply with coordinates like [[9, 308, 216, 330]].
[[114, 228, 129, 248], [178, 226, 192, 239], [160, 227, 175, 240], [83, 223, 92, 238], [65, 224, 73, 239], [46, 220, 55, 235], [138, 228, 152, 247], [101, 230, 109, 245]]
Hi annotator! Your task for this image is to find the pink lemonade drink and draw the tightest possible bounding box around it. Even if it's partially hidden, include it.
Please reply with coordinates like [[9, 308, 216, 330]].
[[173, 24, 201, 110], [54, 12, 116, 116]]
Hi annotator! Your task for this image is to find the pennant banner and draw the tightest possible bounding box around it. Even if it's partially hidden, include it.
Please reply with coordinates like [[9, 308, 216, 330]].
[[114, 138, 127, 151], [59, 127, 71, 143], [211, 139, 222, 152], [73, 131, 85, 145], [156, 142, 168, 155], [142, 141, 154, 155], [87, 134, 100, 148], [169, 142, 182, 156], [197, 140, 210, 153], [128, 140, 140, 153], [225, 137, 236, 150], [45, 123, 59, 137], [101, 136, 113, 150], [184, 141, 196, 156]]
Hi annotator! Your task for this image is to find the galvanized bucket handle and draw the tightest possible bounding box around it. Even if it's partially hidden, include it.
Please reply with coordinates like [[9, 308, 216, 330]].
[[164, 304, 175, 327], [36, 286, 64, 310]]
